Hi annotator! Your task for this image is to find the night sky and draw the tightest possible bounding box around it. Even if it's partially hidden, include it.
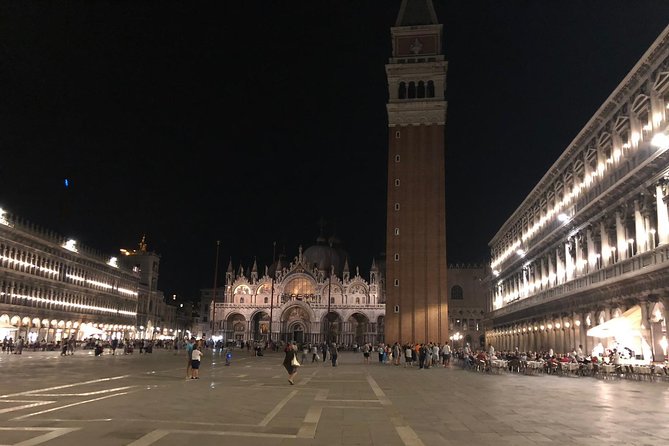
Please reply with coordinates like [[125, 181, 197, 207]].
[[2, 1, 669, 300]]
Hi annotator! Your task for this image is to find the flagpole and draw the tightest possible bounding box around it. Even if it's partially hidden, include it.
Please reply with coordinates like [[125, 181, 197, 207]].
[[211, 240, 221, 339], [327, 267, 332, 344], [269, 241, 276, 345]]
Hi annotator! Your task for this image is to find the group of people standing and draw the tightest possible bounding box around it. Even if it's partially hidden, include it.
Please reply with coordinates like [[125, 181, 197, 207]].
[[365, 342, 452, 369], [299, 342, 339, 366], [1, 336, 23, 354]]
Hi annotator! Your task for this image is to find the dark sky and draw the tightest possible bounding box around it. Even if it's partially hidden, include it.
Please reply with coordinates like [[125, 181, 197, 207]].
[[2, 1, 669, 300]]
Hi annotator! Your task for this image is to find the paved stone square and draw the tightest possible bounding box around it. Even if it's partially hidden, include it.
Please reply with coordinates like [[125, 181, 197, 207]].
[[0, 348, 667, 445]]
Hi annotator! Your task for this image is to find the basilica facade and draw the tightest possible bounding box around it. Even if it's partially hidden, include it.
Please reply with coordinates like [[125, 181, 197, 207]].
[[203, 235, 386, 346]]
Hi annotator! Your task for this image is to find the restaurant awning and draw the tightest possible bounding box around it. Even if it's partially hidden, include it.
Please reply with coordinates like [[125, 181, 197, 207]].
[[586, 305, 642, 338], [80, 325, 105, 337]]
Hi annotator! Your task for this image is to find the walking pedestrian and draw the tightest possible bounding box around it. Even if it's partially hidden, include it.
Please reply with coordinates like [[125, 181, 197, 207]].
[[330, 343, 338, 367], [393, 342, 402, 366], [190, 344, 202, 379], [224, 346, 232, 366], [321, 342, 328, 362], [404, 344, 413, 367], [442, 341, 451, 366], [362, 343, 370, 364], [185, 337, 195, 379], [283, 342, 299, 385]]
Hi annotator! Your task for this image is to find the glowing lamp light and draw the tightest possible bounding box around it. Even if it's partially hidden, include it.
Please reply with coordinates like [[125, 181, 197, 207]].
[[565, 322, 570, 328], [575, 320, 581, 327], [63, 239, 78, 253], [547, 323, 553, 329], [540, 325, 545, 331], [555, 323, 561, 329], [0, 208, 9, 226], [651, 133, 669, 149]]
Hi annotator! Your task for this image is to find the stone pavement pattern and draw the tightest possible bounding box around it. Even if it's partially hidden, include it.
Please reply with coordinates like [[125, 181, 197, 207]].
[[0, 348, 668, 445]]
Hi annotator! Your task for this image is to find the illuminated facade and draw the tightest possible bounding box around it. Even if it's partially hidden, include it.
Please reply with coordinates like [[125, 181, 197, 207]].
[[0, 207, 176, 343], [204, 236, 385, 346], [486, 24, 669, 362], [384, 0, 449, 344], [448, 265, 488, 351]]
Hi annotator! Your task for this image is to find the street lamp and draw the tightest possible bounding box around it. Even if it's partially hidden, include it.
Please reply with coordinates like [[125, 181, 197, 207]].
[[449, 332, 462, 350]]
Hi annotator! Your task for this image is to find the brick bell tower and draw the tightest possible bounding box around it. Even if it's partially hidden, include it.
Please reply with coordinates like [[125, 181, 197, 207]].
[[384, 0, 448, 344]]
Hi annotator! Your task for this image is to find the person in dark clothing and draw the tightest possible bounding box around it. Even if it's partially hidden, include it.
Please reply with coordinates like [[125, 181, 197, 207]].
[[283, 342, 299, 385], [419, 344, 427, 369], [330, 343, 338, 367], [321, 343, 328, 362]]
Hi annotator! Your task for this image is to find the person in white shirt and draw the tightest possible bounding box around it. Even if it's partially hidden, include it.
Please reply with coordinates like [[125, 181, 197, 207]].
[[432, 344, 440, 366], [442, 342, 451, 366], [191, 345, 203, 379]]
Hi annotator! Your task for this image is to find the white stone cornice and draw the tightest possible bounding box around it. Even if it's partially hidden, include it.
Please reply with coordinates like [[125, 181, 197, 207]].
[[386, 101, 447, 126]]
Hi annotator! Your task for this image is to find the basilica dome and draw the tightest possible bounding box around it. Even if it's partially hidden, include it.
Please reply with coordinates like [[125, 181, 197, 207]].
[[303, 234, 348, 276]]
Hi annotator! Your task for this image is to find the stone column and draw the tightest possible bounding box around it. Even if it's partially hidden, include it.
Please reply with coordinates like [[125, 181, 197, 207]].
[[616, 210, 628, 260], [547, 322, 556, 353], [637, 297, 652, 360], [565, 241, 574, 281], [587, 228, 597, 271], [556, 248, 564, 284], [635, 199, 646, 254], [600, 220, 612, 267], [555, 322, 564, 354], [657, 183, 669, 245]]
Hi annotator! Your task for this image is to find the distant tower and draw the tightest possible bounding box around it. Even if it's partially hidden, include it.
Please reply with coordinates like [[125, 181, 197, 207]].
[[384, 0, 448, 343]]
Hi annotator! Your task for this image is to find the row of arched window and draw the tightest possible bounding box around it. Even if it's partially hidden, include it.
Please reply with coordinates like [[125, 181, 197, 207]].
[[0, 280, 136, 316], [398, 80, 436, 99], [0, 242, 137, 297]]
